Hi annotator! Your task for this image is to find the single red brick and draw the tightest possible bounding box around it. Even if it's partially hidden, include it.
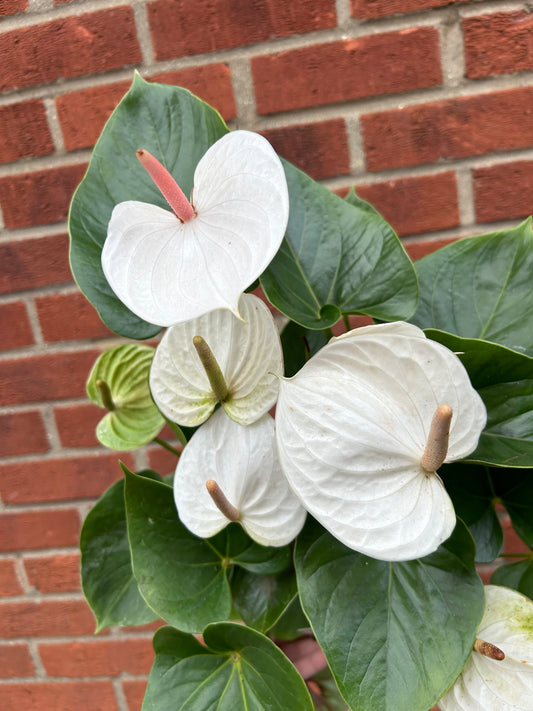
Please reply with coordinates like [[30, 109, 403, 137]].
[[0, 559, 23, 596], [501, 516, 532, 556], [355, 172, 459, 237], [0, 452, 132, 505], [0, 301, 34, 350], [351, 0, 468, 18], [362, 87, 533, 171], [473, 160, 533, 223], [252, 29, 442, 115], [0, 410, 49, 457], [147, 443, 181, 476], [0, 100, 54, 164], [2, 681, 118, 711], [40, 638, 154, 677], [0, 599, 95, 637], [0, 234, 71, 295], [148, 0, 337, 61], [123, 679, 148, 711], [55, 402, 102, 449], [57, 65, 236, 152], [0, 7, 141, 92], [464, 11, 533, 80], [0, 642, 34, 677], [404, 237, 457, 262], [0, 0, 27, 16], [0, 348, 100, 406], [0, 163, 86, 229], [260, 119, 349, 181], [24, 552, 80, 593], [0, 508, 80, 552], [36, 292, 113, 342]]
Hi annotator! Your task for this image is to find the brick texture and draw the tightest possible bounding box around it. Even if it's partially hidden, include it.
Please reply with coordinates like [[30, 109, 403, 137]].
[[0, 559, 23, 597], [473, 160, 533, 223], [252, 29, 442, 114], [0, 235, 72, 295], [2, 682, 119, 711], [0, 599, 95, 638], [0, 100, 54, 164], [36, 292, 114, 342], [24, 553, 81, 593], [0, 163, 86, 229], [54, 403, 102, 449], [39, 638, 153, 677], [148, 0, 337, 60], [362, 87, 533, 171], [0, 301, 34, 350], [123, 679, 148, 711], [0, 643, 35, 677], [0, 509, 80, 551], [0, 7, 141, 92], [352, 0, 469, 17], [0, 410, 49, 457], [0, 0, 27, 16], [464, 11, 533, 80]]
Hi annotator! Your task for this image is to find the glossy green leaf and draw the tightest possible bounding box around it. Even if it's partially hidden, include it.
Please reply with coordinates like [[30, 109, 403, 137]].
[[412, 219, 533, 355], [80, 473, 161, 632], [268, 595, 310, 641], [426, 330, 533, 467], [440, 462, 503, 563], [231, 566, 297, 633], [261, 166, 418, 330], [491, 559, 533, 598], [491, 467, 533, 547], [86, 343, 164, 450], [142, 623, 314, 710], [295, 518, 484, 711], [281, 320, 328, 377], [69, 73, 229, 339], [124, 467, 291, 633]]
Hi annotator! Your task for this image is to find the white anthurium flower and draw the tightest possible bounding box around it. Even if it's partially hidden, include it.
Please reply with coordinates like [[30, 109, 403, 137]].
[[174, 408, 307, 547], [101, 130, 289, 326], [150, 292, 283, 427], [275, 321, 487, 561], [439, 585, 533, 711]]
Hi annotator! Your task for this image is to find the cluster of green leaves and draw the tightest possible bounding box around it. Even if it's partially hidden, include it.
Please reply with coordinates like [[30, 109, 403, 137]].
[[72, 75, 533, 710]]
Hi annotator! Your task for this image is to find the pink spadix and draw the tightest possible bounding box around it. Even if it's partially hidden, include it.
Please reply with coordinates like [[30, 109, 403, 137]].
[[136, 149, 195, 222]]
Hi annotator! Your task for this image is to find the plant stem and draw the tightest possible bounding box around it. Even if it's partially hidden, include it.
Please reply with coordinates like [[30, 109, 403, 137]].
[[342, 314, 350, 332], [153, 437, 181, 457], [322, 327, 334, 341]]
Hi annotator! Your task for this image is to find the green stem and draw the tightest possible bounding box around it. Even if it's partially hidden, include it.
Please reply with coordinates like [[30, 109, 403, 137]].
[[322, 327, 334, 341], [342, 314, 350, 332], [96, 379, 115, 411], [153, 437, 181, 457]]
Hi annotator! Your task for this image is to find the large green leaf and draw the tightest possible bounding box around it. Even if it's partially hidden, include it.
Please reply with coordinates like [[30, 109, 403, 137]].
[[86, 343, 164, 451], [231, 566, 297, 633], [440, 462, 503, 563], [80, 473, 161, 632], [412, 219, 533, 355], [426, 330, 533, 467], [295, 518, 484, 711], [261, 170, 418, 330], [124, 466, 290, 633], [69, 73, 229, 339], [142, 623, 314, 710], [492, 559, 533, 598]]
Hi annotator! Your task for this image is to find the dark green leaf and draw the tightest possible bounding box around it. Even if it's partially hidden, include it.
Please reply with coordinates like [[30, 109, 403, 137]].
[[491, 559, 533, 598], [261, 162, 418, 330], [281, 320, 328, 377], [491, 468, 533, 548], [142, 623, 314, 710], [231, 566, 297, 632], [426, 330, 533, 467], [69, 74, 229, 339], [295, 518, 484, 711], [440, 462, 503, 562], [268, 595, 310, 641], [412, 219, 533, 355], [80, 473, 160, 632]]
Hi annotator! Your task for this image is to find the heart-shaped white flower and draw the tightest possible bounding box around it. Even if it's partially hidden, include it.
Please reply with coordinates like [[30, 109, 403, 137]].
[[439, 585, 533, 711], [101, 130, 288, 326], [150, 292, 283, 427], [275, 321, 487, 561], [174, 408, 307, 547]]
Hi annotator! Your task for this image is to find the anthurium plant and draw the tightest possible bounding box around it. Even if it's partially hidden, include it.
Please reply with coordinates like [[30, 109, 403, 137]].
[[70, 74, 533, 711]]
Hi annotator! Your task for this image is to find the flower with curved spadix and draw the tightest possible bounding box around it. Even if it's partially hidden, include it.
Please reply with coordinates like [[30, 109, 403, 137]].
[[275, 321, 487, 561], [439, 585, 533, 711], [173, 409, 307, 547], [150, 292, 283, 427], [101, 130, 289, 327]]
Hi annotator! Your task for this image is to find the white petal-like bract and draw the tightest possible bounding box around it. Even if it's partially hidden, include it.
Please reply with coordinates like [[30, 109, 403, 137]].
[[174, 409, 307, 546], [439, 585, 533, 711], [275, 321, 487, 561], [102, 130, 289, 326], [150, 293, 283, 427]]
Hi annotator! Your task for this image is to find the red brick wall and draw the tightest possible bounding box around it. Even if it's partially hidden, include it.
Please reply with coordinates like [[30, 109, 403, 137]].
[[1, 1, 531, 708]]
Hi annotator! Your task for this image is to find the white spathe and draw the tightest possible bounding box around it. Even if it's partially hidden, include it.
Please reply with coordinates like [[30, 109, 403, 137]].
[[101, 130, 289, 326], [150, 293, 283, 427], [275, 321, 487, 561], [174, 409, 307, 547], [439, 585, 533, 711]]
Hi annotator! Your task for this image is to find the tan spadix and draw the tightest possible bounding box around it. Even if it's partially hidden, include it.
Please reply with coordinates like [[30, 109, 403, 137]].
[[421, 404, 453, 473], [205, 480, 240, 522]]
